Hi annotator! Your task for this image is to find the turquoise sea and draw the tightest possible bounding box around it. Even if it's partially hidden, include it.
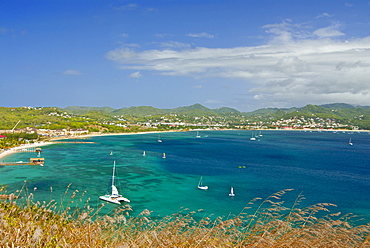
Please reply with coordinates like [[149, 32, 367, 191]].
[[1, 130, 370, 221]]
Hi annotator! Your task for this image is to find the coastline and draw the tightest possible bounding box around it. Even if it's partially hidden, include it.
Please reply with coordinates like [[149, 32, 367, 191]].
[[1, 128, 368, 160], [0, 130, 183, 160], [0, 141, 54, 160]]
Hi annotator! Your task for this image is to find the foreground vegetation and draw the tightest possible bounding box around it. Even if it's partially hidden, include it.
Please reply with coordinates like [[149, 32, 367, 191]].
[[1, 187, 369, 247]]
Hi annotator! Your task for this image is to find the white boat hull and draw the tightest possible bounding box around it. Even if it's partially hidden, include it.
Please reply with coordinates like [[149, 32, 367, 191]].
[[99, 195, 130, 205], [229, 187, 235, 197], [198, 185, 208, 190]]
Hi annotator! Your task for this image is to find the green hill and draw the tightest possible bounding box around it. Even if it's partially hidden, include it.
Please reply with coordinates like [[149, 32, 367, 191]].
[[320, 103, 356, 109], [213, 107, 240, 114], [113, 106, 166, 117], [64, 106, 115, 115], [1, 103, 370, 131], [169, 103, 219, 116]]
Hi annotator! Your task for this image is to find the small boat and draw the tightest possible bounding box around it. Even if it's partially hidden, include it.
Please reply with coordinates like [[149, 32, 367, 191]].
[[162, 153, 166, 159], [196, 131, 201, 138], [143, 151, 146, 156], [229, 187, 235, 197], [349, 138, 353, 146], [197, 176, 208, 190], [99, 161, 130, 205]]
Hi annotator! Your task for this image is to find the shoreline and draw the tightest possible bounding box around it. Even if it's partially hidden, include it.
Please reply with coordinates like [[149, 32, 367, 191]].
[[0, 130, 184, 160], [0, 141, 54, 160], [1, 128, 368, 160]]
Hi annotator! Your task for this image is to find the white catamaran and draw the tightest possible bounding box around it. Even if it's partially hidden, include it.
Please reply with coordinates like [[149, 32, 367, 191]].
[[229, 187, 235, 197], [99, 161, 130, 205], [197, 176, 208, 190]]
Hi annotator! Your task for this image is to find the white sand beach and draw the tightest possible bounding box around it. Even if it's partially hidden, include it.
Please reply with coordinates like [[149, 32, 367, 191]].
[[3, 128, 365, 160], [0, 130, 180, 160], [0, 141, 54, 160]]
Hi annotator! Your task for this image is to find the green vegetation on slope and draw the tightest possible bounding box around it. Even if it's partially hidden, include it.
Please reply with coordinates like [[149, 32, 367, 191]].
[[1, 103, 370, 131]]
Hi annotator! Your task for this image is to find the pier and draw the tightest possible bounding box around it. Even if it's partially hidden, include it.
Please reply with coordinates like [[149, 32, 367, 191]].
[[0, 158, 45, 166], [13, 147, 42, 153]]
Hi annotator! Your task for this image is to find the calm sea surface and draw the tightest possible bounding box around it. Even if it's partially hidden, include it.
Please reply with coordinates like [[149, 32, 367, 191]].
[[1, 130, 370, 221]]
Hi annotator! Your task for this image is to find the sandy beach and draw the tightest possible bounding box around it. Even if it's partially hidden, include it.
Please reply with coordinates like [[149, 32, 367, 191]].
[[0, 130, 183, 160], [2, 128, 368, 161], [0, 141, 54, 160]]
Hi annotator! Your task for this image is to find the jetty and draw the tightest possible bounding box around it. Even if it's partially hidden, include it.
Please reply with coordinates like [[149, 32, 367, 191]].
[[0, 158, 45, 166], [13, 147, 42, 153]]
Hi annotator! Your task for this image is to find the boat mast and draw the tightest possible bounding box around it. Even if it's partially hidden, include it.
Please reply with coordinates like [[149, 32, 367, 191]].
[[112, 161, 116, 187]]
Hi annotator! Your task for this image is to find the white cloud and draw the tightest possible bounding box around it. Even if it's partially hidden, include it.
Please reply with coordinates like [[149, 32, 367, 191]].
[[62, 70, 82, 75], [110, 4, 138, 11], [313, 24, 344, 38], [157, 41, 191, 49], [106, 22, 370, 107], [155, 33, 173, 38], [129, 71, 142, 78], [187, 32, 215, 38], [316, 13, 333, 19]]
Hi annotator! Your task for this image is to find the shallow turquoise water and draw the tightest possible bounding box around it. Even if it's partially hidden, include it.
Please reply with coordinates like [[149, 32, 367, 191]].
[[1, 130, 370, 221]]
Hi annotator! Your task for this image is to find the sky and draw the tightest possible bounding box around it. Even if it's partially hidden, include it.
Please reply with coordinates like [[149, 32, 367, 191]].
[[1, 0, 370, 112]]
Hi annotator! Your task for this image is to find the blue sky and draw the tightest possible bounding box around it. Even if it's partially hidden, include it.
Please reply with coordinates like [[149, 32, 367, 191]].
[[1, 0, 370, 112]]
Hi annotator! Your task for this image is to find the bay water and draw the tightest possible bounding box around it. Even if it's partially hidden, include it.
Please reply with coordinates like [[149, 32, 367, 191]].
[[1, 130, 370, 221]]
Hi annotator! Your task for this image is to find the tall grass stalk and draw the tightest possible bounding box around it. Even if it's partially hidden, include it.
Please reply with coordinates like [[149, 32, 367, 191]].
[[1, 185, 369, 247]]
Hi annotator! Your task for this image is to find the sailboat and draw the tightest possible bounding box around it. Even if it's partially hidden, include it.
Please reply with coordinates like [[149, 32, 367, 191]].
[[143, 151, 146, 156], [197, 176, 208, 190], [99, 161, 130, 205], [250, 133, 256, 141], [349, 138, 353, 146], [196, 131, 201, 138], [110, 151, 113, 156], [229, 187, 235, 197], [162, 153, 166, 159], [158, 134, 162, 143]]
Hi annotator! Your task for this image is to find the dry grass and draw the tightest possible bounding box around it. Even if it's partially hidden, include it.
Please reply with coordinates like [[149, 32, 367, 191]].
[[1, 186, 370, 247]]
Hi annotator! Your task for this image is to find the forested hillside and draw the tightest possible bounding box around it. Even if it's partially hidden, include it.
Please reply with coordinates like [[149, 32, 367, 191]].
[[1, 103, 370, 130]]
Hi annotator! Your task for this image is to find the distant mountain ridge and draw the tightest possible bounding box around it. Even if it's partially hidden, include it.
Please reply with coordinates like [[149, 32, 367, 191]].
[[64, 106, 115, 115], [63, 103, 370, 119], [1, 103, 369, 130], [63, 104, 243, 117]]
